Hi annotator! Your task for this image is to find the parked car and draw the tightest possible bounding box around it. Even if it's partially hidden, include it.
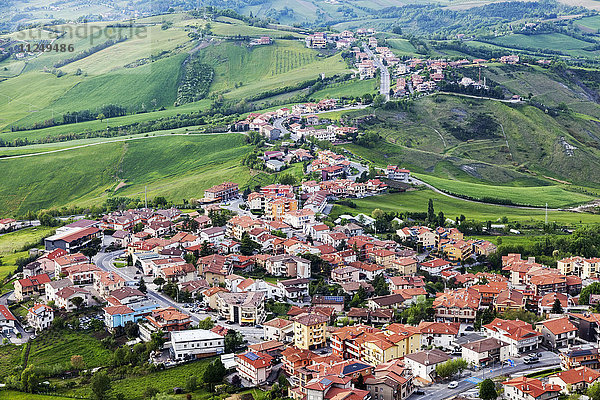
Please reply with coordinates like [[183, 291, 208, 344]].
[[448, 381, 459, 389]]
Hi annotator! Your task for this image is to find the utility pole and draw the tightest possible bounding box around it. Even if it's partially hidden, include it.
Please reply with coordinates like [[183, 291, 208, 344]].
[[145, 186, 148, 209]]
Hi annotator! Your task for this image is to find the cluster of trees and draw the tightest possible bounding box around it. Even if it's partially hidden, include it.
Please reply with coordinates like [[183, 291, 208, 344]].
[[175, 58, 214, 105], [439, 81, 504, 100], [435, 358, 468, 380]]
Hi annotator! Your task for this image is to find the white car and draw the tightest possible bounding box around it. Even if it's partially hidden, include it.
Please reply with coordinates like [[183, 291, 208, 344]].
[[448, 381, 459, 389]]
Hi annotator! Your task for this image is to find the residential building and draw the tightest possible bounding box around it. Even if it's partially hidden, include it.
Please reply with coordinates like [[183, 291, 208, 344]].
[[141, 307, 192, 340], [502, 377, 560, 400], [559, 345, 600, 370], [216, 291, 266, 325], [14, 273, 51, 301], [44, 227, 101, 252], [264, 317, 294, 342], [55, 286, 90, 311], [365, 359, 415, 400], [27, 304, 54, 332], [433, 288, 480, 323], [417, 321, 459, 349], [0, 305, 16, 330], [266, 255, 311, 279], [483, 318, 541, 355], [548, 367, 600, 394], [236, 351, 273, 386], [403, 349, 450, 383], [203, 182, 239, 202], [460, 337, 509, 367], [536, 317, 577, 350], [294, 312, 329, 350]]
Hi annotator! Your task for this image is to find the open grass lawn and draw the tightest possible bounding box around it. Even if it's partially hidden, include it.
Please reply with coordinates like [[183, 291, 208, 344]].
[[387, 38, 419, 55], [28, 330, 111, 370], [0, 134, 253, 216], [329, 190, 600, 225], [469, 234, 565, 247], [59, 25, 191, 76], [416, 174, 595, 208], [108, 359, 213, 400]]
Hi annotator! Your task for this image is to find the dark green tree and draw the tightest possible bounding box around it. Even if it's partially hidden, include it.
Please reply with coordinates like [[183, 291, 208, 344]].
[[91, 371, 111, 400], [479, 378, 498, 400], [552, 298, 563, 314]]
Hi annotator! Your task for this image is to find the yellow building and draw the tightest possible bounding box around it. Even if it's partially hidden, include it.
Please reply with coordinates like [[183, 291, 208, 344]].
[[359, 325, 421, 365], [293, 313, 329, 350], [393, 257, 418, 275], [268, 197, 298, 221], [442, 240, 474, 262]]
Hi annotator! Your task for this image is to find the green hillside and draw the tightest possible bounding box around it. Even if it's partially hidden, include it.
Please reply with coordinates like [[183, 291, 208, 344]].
[[0, 134, 253, 216], [14, 54, 187, 128]]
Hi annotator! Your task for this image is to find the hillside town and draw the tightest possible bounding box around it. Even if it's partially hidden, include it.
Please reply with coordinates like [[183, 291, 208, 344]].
[[2, 148, 600, 400]]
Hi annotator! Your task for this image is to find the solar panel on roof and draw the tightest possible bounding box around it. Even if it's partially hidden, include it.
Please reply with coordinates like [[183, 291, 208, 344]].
[[321, 378, 332, 385], [246, 352, 260, 361], [323, 296, 344, 302]]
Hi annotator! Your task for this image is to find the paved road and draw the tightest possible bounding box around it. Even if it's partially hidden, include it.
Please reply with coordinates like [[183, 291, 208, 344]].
[[413, 351, 560, 400], [363, 45, 390, 101]]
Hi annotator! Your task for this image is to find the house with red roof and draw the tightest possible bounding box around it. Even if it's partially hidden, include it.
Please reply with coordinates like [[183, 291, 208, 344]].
[[433, 288, 480, 324], [549, 366, 600, 393], [14, 273, 51, 301], [536, 317, 577, 350], [27, 304, 54, 331], [236, 351, 273, 385], [0, 305, 16, 330], [420, 258, 452, 276], [483, 318, 541, 355], [502, 376, 560, 400]]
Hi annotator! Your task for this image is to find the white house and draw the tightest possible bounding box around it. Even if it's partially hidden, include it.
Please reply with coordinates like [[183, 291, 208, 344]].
[[403, 349, 450, 383], [170, 329, 225, 360], [27, 304, 54, 332], [483, 318, 541, 356]]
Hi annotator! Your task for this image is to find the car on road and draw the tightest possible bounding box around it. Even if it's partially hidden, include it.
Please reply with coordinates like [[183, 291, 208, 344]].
[[524, 357, 539, 365], [414, 390, 425, 395], [536, 352, 542, 357], [448, 381, 459, 389]]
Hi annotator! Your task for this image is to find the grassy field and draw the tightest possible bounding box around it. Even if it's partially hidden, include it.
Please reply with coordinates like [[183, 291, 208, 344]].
[[0, 345, 21, 380], [490, 33, 598, 57], [416, 174, 595, 208], [311, 79, 378, 99], [387, 38, 420, 55], [28, 330, 112, 370], [329, 190, 600, 225], [0, 133, 253, 216], [195, 40, 350, 99], [15, 53, 187, 128], [0, 72, 81, 131], [0, 99, 212, 143], [0, 226, 56, 276], [575, 15, 600, 31], [0, 391, 76, 400]]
